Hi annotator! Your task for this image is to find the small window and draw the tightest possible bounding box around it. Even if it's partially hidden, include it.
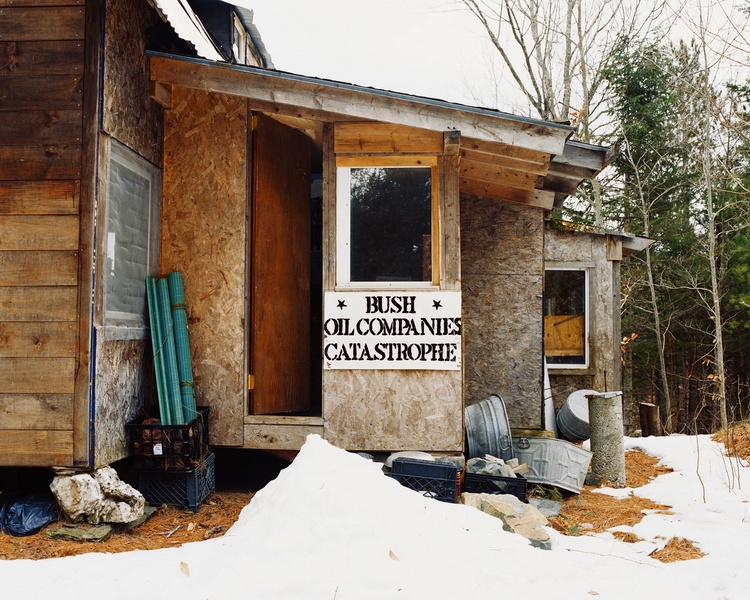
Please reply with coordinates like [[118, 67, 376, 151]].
[[102, 139, 161, 339], [336, 162, 438, 288], [544, 269, 588, 367]]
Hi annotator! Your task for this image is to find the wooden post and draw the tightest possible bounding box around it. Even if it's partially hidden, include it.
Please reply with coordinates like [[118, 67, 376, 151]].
[[639, 402, 661, 437], [588, 392, 626, 487]]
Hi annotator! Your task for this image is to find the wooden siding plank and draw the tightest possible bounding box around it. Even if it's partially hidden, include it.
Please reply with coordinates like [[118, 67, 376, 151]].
[[0, 250, 78, 285], [0, 357, 75, 393], [1, 40, 84, 76], [0, 180, 79, 214], [0, 430, 73, 467], [243, 423, 324, 450], [460, 159, 539, 190], [0, 0, 83, 6], [0, 215, 79, 249], [0, 75, 83, 110], [0, 109, 82, 145], [460, 148, 550, 176], [0, 286, 78, 321], [336, 155, 438, 167], [460, 179, 556, 209], [461, 137, 551, 165], [440, 149, 461, 291], [0, 321, 77, 357], [0, 145, 82, 180], [334, 122, 443, 154], [0, 7, 85, 42], [0, 394, 74, 430]]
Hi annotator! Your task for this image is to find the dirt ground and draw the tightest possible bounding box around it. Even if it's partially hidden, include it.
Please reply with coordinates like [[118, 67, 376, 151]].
[[0, 441, 732, 562]]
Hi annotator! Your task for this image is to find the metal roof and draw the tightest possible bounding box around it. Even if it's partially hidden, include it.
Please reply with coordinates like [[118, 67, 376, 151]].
[[150, 0, 224, 61]]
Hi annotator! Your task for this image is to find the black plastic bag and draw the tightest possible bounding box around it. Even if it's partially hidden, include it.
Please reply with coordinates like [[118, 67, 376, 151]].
[[1, 492, 59, 536]]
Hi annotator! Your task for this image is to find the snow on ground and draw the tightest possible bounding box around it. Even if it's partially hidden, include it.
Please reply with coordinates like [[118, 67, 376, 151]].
[[1, 433, 749, 599]]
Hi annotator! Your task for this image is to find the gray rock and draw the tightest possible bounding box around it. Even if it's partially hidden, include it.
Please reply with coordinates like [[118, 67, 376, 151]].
[[528, 498, 562, 518], [461, 492, 552, 550], [435, 455, 465, 470], [50, 467, 145, 525]]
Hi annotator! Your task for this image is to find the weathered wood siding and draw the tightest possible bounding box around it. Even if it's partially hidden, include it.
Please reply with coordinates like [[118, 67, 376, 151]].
[[461, 197, 544, 428], [0, 0, 86, 466], [543, 227, 621, 418], [161, 87, 247, 446], [92, 0, 163, 467]]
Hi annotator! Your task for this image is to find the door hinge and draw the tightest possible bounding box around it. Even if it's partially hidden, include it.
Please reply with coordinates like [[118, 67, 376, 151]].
[[250, 114, 258, 131], [247, 374, 255, 390]]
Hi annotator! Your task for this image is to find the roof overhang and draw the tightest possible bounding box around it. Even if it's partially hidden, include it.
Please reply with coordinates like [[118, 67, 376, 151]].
[[149, 1, 224, 61], [148, 52, 612, 211]]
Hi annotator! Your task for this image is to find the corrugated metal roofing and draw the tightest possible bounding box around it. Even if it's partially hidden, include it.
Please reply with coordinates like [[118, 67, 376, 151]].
[[150, 0, 224, 61]]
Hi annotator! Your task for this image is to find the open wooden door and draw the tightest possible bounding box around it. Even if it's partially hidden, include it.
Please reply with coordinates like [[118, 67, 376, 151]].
[[249, 114, 312, 414]]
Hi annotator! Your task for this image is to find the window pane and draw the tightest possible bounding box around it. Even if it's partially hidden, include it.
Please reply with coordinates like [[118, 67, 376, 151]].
[[544, 270, 586, 365], [349, 167, 432, 282]]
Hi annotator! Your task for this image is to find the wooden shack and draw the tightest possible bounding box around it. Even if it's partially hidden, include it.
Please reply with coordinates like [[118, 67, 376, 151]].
[[1, 0, 622, 468]]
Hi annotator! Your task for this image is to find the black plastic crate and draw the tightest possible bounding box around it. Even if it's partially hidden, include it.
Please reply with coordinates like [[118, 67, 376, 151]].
[[127, 407, 210, 470], [136, 452, 215, 512], [389, 458, 458, 503], [462, 472, 528, 503]]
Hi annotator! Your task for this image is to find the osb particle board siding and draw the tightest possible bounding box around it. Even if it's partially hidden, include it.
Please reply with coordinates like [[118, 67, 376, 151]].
[[544, 228, 595, 262], [461, 196, 544, 428], [93, 338, 150, 468], [324, 370, 463, 451], [102, 0, 162, 166], [161, 87, 247, 447], [460, 195, 543, 275]]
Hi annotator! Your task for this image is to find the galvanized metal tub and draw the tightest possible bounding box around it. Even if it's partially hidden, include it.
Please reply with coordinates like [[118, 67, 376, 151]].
[[556, 389, 597, 441], [465, 394, 514, 461], [512, 436, 592, 494]]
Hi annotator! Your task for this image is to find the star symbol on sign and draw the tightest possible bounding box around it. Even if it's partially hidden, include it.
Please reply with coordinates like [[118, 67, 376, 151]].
[[337, 300, 347, 309], [432, 300, 442, 310]]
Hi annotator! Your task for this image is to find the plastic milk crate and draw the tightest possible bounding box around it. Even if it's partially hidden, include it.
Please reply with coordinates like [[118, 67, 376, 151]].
[[388, 458, 458, 503], [127, 407, 210, 470], [136, 452, 216, 513], [462, 472, 528, 503]]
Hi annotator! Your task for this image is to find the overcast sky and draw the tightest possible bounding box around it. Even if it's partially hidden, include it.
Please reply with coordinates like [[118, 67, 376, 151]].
[[236, 1, 749, 116], [236, 1, 502, 108]]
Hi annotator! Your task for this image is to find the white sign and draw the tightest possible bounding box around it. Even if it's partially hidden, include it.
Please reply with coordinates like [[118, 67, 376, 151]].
[[323, 291, 461, 370]]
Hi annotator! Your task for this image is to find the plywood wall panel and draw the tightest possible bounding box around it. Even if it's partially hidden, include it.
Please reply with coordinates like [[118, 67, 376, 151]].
[[323, 370, 463, 451], [162, 87, 247, 447], [461, 196, 544, 428], [102, 0, 163, 166], [93, 338, 151, 468]]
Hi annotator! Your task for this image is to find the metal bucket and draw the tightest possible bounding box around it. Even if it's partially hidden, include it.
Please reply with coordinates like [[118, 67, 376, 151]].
[[465, 394, 514, 461], [512, 436, 592, 494], [556, 389, 597, 441]]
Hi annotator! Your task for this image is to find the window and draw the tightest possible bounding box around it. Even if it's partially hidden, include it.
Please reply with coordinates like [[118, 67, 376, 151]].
[[336, 160, 438, 288], [101, 139, 161, 339], [544, 269, 588, 367]]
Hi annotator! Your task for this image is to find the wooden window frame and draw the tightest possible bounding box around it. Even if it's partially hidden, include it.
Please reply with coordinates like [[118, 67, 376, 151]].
[[544, 267, 589, 369], [335, 157, 440, 290]]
